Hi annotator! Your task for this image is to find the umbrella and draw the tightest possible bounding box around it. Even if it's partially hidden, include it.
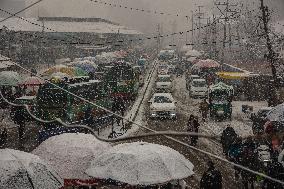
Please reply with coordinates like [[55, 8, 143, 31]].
[[41, 65, 88, 78], [86, 142, 194, 186], [0, 149, 63, 189], [266, 104, 284, 122], [185, 50, 202, 57], [33, 133, 111, 179], [19, 76, 45, 86], [192, 59, 220, 70], [68, 60, 98, 73], [0, 71, 21, 86]]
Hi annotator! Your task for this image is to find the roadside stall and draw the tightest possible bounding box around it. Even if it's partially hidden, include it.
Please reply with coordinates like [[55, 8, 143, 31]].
[[209, 82, 234, 120]]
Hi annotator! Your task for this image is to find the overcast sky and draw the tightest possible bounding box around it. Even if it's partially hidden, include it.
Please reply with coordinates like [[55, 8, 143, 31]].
[[1, 0, 284, 35]]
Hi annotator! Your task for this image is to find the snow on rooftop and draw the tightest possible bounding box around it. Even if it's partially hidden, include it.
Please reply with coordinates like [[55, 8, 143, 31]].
[[0, 54, 15, 69], [0, 17, 142, 35]]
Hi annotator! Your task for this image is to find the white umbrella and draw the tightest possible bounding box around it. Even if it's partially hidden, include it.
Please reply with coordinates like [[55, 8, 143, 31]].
[[0, 71, 21, 86], [266, 104, 284, 122], [0, 149, 63, 189], [86, 142, 194, 186], [185, 50, 202, 57], [33, 133, 111, 179]]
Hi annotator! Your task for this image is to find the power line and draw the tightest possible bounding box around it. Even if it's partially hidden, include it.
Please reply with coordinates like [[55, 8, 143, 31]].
[[2, 59, 284, 185], [0, 0, 43, 23]]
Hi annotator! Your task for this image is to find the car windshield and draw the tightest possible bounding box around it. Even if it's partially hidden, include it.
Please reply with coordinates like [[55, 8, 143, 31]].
[[153, 96, 172, 103], [192, 80, 206, 87], [157, 77, 171, 82]]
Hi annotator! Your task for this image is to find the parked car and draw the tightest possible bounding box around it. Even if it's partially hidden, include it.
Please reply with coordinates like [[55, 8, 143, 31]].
[[148, 93, 177, 119], [186, 75, 200, 90], [250, 107, 273, 134], [156, 75, 173, 92], [189, 78, 208, 98]]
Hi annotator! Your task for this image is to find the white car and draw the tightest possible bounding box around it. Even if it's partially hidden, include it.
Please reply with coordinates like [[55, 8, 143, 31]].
[[186, 75, 200, 90], [157, 64, 169, 75], [149, 93, 177, 119], [156, 75, 173, 92], [190, 78, 208, 98]]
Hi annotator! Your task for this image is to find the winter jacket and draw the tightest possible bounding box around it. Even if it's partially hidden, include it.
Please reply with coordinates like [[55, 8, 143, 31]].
[[262, 161, 284, 189], [200, 166, 222, 189]]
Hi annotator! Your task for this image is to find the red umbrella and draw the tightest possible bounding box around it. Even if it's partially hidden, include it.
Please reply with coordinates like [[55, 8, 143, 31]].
[[19, 76, 45, 95]]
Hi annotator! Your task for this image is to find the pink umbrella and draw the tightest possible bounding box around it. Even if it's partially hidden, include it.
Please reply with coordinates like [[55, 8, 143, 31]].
[[19, 76, 45, 86], [192, 59, 220, 69], [19, 76, 45, 95]]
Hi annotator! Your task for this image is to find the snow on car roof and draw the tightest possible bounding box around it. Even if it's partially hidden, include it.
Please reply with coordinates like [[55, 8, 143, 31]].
[[158, 75, 171, 77], [192, 78, 206, 81], [152, 93, 174, 99]]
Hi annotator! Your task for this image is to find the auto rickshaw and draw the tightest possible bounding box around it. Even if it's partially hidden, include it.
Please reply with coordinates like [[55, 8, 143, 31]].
[[208, 82, 234, 120]]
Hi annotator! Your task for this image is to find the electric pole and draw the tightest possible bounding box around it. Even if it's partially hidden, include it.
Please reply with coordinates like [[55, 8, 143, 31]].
[[157, 24, 161, 54], [259, 0, 277, 85], [191, 11, 194, 45], [215, 0, 239, 63], [196, 6, 205, 50]]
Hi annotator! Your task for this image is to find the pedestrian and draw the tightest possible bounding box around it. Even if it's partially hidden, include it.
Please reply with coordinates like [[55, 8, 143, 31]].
[[221, 126, 238, 156], [0, 127, 7, 147], [12, 106, 27, 147], [200, 161, 222, 189], [262, 158, 284, 189], [228, 137, 242, 180], [84, 106, 93, 126], [239, 138, 258, 189], [199, 99, 209, 122], [187, 115, 199, 146]]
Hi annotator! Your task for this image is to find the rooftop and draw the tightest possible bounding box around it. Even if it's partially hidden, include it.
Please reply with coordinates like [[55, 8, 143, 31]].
[[0, 17, 142, 35]]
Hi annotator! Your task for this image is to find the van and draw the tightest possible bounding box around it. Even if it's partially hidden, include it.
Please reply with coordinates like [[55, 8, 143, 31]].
[[190, 79, 208, 98]]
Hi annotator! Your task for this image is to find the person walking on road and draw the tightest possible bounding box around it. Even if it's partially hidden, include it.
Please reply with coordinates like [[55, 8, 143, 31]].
[[221, 126, 238, 156], [187, 115, 200, 146], [262, 158, 284, 189], [200, 161, 222, 189], [199, 99, 209, 122]]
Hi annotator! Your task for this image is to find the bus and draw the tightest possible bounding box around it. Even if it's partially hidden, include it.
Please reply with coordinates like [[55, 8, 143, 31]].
[[104, 64, 139, 100], [36, 77, 113, 126]]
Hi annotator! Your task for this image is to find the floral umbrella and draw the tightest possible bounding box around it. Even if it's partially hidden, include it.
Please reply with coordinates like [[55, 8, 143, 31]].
[[41, 65, 88, 78], [68, 60, 98, 73]]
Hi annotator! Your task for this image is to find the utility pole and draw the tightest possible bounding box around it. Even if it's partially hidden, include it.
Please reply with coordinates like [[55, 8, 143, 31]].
[[157, 24, 161, 54], [191, 10, 194, 45], [196, 6, 205, 50], [215, 0, 239, 63], [259, 0, 278, 86]]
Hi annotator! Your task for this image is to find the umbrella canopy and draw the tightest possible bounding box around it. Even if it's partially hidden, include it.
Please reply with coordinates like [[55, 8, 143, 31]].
[[192, 59, 220, 70], [0, 149, 63, 189], [41, 65, 88, 78], [68, 60, 98, 73], [0, 71, 21, 86], [185, 50, 202, 57], [266, 104, 284, 122], [19, 76, 45, 86], [86, 142, 194, 186], [33, 133, 111, 179]]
